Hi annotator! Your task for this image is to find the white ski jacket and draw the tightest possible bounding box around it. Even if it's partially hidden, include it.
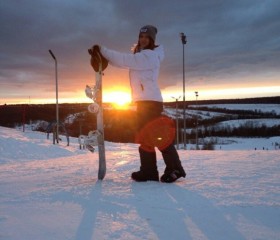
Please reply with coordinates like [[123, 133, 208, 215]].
[[100, 45, 164, 102]]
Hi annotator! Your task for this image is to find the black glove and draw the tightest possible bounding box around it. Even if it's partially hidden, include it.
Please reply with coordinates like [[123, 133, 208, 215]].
[[88, 45, 100, 55], [88, 45, 108, 72]]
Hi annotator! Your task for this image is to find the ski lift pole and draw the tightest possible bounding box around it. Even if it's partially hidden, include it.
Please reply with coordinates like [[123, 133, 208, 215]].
[[171, 96, 181, 150], [49, 50, 59, 143], [180, 33, 187, 150]]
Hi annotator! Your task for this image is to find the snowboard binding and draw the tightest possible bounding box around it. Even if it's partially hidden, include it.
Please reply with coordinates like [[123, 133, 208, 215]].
[[85, 85, 100, 101], [83, 130, 101, 152]]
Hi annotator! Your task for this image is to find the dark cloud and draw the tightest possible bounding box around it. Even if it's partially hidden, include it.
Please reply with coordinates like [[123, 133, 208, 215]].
[[0, 0, 279, 102]]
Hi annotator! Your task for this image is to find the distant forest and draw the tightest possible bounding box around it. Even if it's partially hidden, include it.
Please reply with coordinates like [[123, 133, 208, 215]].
[[0, 96, 279, 143], [164, 96, 280, 107]]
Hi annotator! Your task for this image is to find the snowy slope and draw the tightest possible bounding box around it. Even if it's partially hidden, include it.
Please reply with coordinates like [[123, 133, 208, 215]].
[[0, 127, 279, 240], [215, 119, 280, 128], [198, 104, 280, 115], [164, 107, 228, 120]]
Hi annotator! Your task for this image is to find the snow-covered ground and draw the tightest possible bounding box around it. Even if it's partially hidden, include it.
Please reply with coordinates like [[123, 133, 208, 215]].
[[165, 104, 280, 124], [164, 107, 228, 120], [201, 136, 280, 151], [0, 126, 279, 240], [197, 104, 280, 115], [215, 119, 280, 128]]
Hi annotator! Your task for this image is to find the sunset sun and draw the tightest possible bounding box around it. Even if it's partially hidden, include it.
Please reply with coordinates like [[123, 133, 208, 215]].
[[104, 90, 131, 109]]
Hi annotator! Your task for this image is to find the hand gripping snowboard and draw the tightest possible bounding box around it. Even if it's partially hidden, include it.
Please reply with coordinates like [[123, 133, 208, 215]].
[[86, 47, 107, 180]]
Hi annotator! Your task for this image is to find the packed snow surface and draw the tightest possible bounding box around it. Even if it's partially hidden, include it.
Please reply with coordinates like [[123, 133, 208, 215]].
[[0, 126, 279, 240]]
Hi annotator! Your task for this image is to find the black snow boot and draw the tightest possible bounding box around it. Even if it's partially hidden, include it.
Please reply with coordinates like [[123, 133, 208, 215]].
[[131, 147, 159, 182], [160, 144, 186, 183], [160, 170, 185, 183]]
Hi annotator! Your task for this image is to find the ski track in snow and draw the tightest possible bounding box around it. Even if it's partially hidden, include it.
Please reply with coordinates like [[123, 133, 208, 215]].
[[0, 127, 279, 240]]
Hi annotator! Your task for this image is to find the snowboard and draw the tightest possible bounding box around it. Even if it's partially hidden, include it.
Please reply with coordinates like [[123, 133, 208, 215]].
[[85, 49, 106, 180]]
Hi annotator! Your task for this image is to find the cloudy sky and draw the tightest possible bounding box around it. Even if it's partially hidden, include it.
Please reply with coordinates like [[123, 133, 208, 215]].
[[0, 0, 279, 104]]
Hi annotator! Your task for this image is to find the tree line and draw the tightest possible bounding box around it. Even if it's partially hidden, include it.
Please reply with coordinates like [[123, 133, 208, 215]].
[[1, 102, 279, 143]]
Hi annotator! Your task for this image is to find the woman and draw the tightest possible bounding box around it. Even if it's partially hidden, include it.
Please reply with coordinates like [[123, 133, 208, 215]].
[[92, 25, 186, 183]]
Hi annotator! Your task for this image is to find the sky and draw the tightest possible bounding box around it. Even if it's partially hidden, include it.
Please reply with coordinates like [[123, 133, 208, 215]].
[[0, 0, 280, 105]]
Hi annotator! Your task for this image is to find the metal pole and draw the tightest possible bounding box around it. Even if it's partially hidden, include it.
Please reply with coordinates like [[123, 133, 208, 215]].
[[22, 105, 26, 132], [180, 33, 187, 149], [172, 96, 181, 150], [195, 91, 199, 150], [49, 50, 59, 143]]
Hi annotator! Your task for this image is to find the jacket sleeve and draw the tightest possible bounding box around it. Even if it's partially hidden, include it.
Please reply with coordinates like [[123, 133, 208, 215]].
[[100, 46, 160, 70]]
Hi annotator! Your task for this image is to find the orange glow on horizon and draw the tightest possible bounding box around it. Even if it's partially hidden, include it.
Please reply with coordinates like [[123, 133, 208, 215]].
[[1, 85, 279, 105], [162, 85, 280, 101]]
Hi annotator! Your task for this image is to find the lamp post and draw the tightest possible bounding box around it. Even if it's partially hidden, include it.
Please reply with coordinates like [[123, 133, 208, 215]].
[[195, 91, 199, 150], [171, 96, 181, 150], [49, 50, 59, 143], [180, 32, 187, 150]]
